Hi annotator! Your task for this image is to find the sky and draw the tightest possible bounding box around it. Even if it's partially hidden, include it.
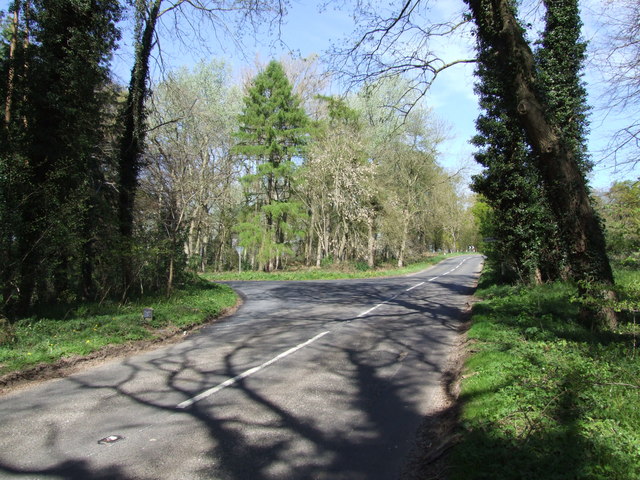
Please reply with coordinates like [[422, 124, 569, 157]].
[[2, 0, 638, 190]]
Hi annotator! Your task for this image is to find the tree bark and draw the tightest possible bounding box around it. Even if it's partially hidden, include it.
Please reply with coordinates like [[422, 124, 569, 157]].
[[465, 0, 617, 328], [118, 0, 162, 288]]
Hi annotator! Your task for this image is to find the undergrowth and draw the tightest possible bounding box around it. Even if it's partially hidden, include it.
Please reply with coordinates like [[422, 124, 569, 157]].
[[0, 280, 236, 377], [451, 269, 640, 479]]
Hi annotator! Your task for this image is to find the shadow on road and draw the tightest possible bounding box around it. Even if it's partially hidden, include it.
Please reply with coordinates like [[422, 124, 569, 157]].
[[0, 262, 481, 479]]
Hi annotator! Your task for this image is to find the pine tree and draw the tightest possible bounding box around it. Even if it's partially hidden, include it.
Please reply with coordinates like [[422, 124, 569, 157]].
[[235, 60, 309, 271]]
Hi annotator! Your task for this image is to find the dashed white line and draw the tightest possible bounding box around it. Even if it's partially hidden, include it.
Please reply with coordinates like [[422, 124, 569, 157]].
[[177, 330, 330, 409], [356, 256, 471, 318], [406, 282, 425, 292]]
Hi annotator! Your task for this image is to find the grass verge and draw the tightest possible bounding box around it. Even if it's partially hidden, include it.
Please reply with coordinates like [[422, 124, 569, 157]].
[[202, 253, 458, 282], [450, 269, 640, 480], [0, 280, 237, 378]]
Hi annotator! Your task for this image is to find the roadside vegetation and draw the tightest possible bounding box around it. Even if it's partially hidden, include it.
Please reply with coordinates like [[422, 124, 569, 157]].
[[0, 280, 236, 378], [451, 265, 640, 480], [202, 253, 456, 282]]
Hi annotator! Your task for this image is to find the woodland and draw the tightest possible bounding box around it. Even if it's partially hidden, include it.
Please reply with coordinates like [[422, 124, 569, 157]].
[[0, 0, 638, 328]]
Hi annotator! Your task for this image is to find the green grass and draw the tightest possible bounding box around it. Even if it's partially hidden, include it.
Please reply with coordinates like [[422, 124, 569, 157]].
[[451, 269, 640, 480], [0, 280, 237, 377], [202, 253, 458, 282]]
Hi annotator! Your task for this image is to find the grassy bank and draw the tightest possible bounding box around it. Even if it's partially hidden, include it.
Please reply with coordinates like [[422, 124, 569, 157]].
[[0, 280, 237, 378], [202, 253, 457, 282], [451, 269, 640, 479]]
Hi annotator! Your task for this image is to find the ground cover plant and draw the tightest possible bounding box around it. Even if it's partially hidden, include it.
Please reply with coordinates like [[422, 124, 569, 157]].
[[451, 268, 640, 479], [0, 280, 237, 378]]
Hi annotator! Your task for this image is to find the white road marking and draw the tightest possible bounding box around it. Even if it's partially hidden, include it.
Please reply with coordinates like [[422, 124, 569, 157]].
[[357, 256, 471, 318], [357, 304, 384, 318], [177, 330, 330, 409]]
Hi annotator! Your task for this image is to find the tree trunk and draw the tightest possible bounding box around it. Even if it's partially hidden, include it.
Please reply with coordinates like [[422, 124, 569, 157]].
[[465, 0, 617, 328], [117, 0, 162, 288], [367, 218, 376, 268], [4, 1, 20, 127]]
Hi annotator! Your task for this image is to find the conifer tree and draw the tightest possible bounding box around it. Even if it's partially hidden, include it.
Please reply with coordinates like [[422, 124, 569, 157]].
[[235, 60, 309, 271]]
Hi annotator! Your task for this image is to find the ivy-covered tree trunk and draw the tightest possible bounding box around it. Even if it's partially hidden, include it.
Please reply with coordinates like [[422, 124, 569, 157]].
[[117, 0, 162, 290], [465, 0, 617, 328]]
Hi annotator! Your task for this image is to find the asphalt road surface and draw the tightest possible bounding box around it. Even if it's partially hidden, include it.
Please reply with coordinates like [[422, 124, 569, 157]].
[[0, 254, 484, 480]]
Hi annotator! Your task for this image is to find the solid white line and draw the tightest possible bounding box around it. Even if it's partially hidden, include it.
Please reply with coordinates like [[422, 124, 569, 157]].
[[176, 330, 330, 409]]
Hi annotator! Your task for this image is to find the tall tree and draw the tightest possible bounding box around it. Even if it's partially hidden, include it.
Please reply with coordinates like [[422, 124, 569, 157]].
[[470, 8, 565, 283], [464, 0, 616, 327], [1, 0, 121, 315], [235, 60, 309, 271], [116, 0, 285, 290], [143, 60, 242, 291]]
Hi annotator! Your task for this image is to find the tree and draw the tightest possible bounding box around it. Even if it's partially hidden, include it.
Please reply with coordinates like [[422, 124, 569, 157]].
[[600, 179, 640, 258], [116, 0, 286, 290], [143, 60, 243, 292], [594, 0, 640, 168], [470, 5, 565, 283], [235, 60, 309, 271], [337, 0, 617, 326], [0, 0, 121, 315], [465, 0, 616, 327]]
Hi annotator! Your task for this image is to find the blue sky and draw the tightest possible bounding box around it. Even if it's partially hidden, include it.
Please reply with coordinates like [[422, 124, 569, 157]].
[[2, 0, 637, 189]]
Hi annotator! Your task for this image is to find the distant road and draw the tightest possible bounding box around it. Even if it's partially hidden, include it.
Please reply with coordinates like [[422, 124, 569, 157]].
[[0, 255, 483, 480]]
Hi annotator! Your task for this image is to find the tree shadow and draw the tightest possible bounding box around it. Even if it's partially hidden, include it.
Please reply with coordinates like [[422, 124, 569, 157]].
[[0, 260, 482, 479]]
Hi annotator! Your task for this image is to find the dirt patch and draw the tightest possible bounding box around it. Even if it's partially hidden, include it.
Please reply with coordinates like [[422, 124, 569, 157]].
[[0, 299, 242, 396]]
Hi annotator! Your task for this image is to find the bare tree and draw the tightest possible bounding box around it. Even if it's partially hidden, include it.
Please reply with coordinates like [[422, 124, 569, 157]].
[[593, 0, 640, 169], [116, 0, 287, 291], [331, 0, 475, 112]]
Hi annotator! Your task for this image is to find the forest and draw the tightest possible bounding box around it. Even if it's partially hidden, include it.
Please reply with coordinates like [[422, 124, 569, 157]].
[[0, 0, 638, 327]]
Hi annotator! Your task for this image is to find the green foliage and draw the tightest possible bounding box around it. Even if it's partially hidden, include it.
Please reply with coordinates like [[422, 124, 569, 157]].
[[452, 268, 640, 480], [601, 180, 640, 257], [235, 60, 309, 164], [202, 253, 455, 281], [470, 0, 597, 286], [0, 280, 237, 376], [470, 29, 564, 283], [235, 60, 310, 270], [0, 0, 121, 317]]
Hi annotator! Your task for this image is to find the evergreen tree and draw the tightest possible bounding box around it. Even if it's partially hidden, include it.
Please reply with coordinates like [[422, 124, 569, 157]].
[[0, 0, 121, 316], [235, 60, 309, 271], [471, 20, 564, 283]]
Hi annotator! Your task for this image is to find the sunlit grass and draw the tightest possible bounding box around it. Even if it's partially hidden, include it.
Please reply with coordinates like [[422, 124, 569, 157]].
[[452, 268, 640, 480], [0, 280, 237, 377], [202, 253, 460, 282]]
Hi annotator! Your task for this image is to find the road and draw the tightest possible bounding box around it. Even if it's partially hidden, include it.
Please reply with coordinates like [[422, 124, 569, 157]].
[[0, 254, 483, 480]]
